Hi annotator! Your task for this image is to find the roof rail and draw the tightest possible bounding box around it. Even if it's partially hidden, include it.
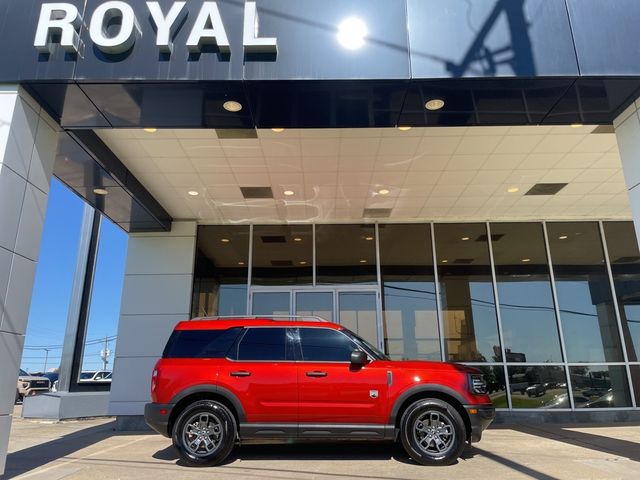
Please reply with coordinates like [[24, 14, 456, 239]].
[[189, 315, 329, 322]]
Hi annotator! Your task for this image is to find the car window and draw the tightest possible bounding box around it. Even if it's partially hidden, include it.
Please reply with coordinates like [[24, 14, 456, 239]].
[[80, 372, 94, 380], [163, 327, 242, 359], [299, 328, 358, 362], [234, 328, 291, 361], [19, 369, 28, 376]]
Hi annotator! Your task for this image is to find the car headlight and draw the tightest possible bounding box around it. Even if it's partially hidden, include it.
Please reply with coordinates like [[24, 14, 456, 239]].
[[469, 374, 487, 394]]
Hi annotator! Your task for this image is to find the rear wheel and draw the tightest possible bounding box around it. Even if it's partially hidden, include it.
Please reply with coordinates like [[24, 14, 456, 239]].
[[172, 400, 236, 467], [399, 398, 466, 466]]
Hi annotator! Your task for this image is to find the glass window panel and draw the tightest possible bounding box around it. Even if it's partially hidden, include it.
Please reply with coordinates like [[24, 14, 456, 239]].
[[630, 365, 640, 406], [603, 222, 640, 362], [80, 216, 128, 381], [299, 328, 357, 362], [236, 328, 291, 361], [435, 224, 501, 362], [338, 292, 378, 348], [163, 328, 243, 359], [252, 292, 291, 316], [192, 226, 250, 317], [570, 365, 631, 408], [471, 366, 508, 408], [547, 222, 624, 363], [252, 225, 313, 286], [316, 225, 377, 285], [379, 224, 439, 360], [296, 292, 334, 322], [508, 366, 569, 409], [491, 223, 562, 363]]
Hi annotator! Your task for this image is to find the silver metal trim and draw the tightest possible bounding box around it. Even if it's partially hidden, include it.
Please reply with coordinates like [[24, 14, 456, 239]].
[[599, 220, 637, 408], [246, 224, 254, 315], [430, 223, 446, 362], [375, 223, 385, 352], [191, 315, 329, 322]]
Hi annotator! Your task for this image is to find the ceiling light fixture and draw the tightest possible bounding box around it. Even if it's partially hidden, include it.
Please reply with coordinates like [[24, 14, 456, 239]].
[[188, 191, 199, 196], [378, 189, 390, 195], [507, 186, 520, 193], [571, 123, 583, 128], [221, 238, 230, 243], [364, 236, 374, 241], [442, 259, 449, 263], [93, 188, 108, 195], [299, 261, 307, 265], [559, 235, 568, 240], [223, 100, 243, 112], [337, 17, 368, 50], [425, 99, 445, 111], [238, 261, 245, 266], [398, 126, 412, 131], [284, 190, 295, 196], [293, 237, 302, 242], [143, 128, 157, 133], [359, 259, 368, 263], [521, 258, 531, 263], [461, 236, 470, 241], [272, 128, 285, 133]]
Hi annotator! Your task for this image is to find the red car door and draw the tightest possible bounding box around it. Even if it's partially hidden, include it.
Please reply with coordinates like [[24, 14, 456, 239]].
[[218, 327, 298, 423], [296, 327, 388, 424]]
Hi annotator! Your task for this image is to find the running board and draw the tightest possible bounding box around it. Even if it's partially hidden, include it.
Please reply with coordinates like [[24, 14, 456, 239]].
[[239, 423, 395, 441]]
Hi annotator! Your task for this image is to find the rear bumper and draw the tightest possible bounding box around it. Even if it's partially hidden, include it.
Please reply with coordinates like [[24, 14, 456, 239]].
[[144, 403, 172, 437], [464, 405, 495, 443]]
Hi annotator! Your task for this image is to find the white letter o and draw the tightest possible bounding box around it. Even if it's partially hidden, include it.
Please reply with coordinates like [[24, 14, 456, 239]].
[[90, 1, 140, 54]]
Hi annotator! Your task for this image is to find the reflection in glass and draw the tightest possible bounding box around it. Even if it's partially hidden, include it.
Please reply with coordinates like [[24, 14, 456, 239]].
[[192, 226, 249, 317], [474, 366, 508, 408], [547, 223, 623, 363], [570, 365, 631, 408], [507, 366, 569, 409], [630, 366, 640, 406], [316, 225, 377, 285], [379, 224, 439, 360], [252, 292, 290, 317], [338, 292, 378, 348], [603, 222, 640, 362], [296, 292, 334, 322], [491, 223, 562, 363], [435, 224, 501, 362], [252, 225, 313, 286]]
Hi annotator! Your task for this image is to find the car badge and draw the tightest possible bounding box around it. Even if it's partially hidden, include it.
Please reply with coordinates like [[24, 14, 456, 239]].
[[369, 390, 379, 399]]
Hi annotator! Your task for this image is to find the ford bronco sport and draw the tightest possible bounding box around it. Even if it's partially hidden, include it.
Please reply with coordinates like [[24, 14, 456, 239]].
[[145, 318, 495, 466]]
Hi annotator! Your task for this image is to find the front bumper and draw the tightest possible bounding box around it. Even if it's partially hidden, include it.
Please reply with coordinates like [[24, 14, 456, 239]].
[[464, 405, 495, 443], [144, 403, 173, 437]]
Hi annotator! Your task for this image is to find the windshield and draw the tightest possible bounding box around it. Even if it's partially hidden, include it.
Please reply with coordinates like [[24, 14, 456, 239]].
[[19, 369, 28, 376], [80, 372, 94, 379], [342, 329, 390, 361]]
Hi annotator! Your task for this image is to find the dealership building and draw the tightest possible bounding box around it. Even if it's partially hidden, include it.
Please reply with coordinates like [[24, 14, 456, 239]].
[[5, 0, 640, 473]]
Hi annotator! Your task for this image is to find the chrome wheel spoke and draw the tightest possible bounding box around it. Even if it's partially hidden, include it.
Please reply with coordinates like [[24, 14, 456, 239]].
[[183, 412, 223, 457], [413, 410, 455, 457]]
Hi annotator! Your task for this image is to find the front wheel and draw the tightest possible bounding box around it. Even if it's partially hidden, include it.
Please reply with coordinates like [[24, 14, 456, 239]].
[[172, 400, 236, 467], [399, 398, 467, 466]]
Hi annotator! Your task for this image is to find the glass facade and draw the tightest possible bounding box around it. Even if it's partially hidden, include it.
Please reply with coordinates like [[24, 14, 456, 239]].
[[193, 222, 640, 411]]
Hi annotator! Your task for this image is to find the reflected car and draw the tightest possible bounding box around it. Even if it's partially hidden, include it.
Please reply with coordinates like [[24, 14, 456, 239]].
[[79, 371, 112, 383], [16, 369, 50, 403], [583, 391, 614, 408], [543, 394, 590, 408], [525, 384, 546, 398]]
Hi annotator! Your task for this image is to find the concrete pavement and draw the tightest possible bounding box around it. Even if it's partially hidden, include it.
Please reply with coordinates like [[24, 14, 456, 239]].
[[3, 406, 640, 480]]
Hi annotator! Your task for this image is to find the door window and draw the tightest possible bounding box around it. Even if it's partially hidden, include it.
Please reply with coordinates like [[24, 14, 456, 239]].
[[298, 328, 357, 362], [234, 328, 293, 361]]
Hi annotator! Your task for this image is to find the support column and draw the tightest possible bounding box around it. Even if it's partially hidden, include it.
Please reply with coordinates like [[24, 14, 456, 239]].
[[108, 221, 196, 428], [615, 100, 640, 242], [0, 86, 58, 475]]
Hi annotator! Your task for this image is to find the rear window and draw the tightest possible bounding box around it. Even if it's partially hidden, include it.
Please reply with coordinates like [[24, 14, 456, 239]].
[[163, 327, 242, 359]]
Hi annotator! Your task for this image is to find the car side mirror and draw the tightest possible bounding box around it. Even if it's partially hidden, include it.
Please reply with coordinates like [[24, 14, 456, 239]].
[[350, 350, 368, 367]]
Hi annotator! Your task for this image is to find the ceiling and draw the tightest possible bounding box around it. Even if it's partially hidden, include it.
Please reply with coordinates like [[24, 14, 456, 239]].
[[96, 125, 629, 224]]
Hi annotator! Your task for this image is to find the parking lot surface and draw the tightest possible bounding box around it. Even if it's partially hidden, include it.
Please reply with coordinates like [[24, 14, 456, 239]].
[[4, 406, 640, 480]]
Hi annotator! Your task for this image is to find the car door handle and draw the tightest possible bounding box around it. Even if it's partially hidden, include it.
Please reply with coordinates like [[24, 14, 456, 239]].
[[306, 371, 328, 377], [230, 371, 251, 377]]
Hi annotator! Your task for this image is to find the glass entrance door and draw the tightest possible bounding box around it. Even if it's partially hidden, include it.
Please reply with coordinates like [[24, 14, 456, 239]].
[[249, 288, 382, 350]]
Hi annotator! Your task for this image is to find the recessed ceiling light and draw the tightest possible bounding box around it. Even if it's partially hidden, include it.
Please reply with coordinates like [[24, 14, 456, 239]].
[[397, 126, 412, 131], [364, 236, 374, 241], [272, 128, 285, 133], [143, 128, 157, 133], [507, 186, 520, 193], [359, 259, 368, 264], [337, 17, 368, 50], [223, 100, 243, 112], [299, 261, 307, 265], [461, 236, 470, 241], [221, 238, 230, 243], [521, 258, 531, 263], [238, 261, 245, 266], [559, 235, 568, 240], [293, 237, 302, 242], [425, 99, 445, 111], [188, 191, 199, 196], [378, 189, 390, 195], [441, 259, 449, 263], [571, 123, 583, 128], [93, 188, 108, 195], [284, 190, 295, 196]]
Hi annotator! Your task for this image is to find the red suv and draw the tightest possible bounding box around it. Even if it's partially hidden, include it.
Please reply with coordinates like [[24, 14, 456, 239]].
[[145, 318, 495, 466]]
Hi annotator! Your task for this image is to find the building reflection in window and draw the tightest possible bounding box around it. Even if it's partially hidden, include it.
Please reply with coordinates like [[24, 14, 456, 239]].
[[435, 224, 501, 362], [379, 224, 439, 360], [474, 366, 508, 408], [570, 365, 631, 408], [603, 221, 640, 362], [192, 226, 250, 317], [547, 222, 623, 363], [252, 225, 313, 286], [491, 223, 562, 363], [508, 366, 569, 409]]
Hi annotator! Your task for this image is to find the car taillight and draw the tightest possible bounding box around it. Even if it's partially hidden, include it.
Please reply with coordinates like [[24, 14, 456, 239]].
[[151, 368, 159, 393], [469, 374, 487, 395]]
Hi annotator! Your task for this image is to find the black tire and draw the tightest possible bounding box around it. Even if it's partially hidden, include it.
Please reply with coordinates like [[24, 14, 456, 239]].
[[171, 400, 236, 467], [15, 390, 20, 404], [399, 398, 467, 466]]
